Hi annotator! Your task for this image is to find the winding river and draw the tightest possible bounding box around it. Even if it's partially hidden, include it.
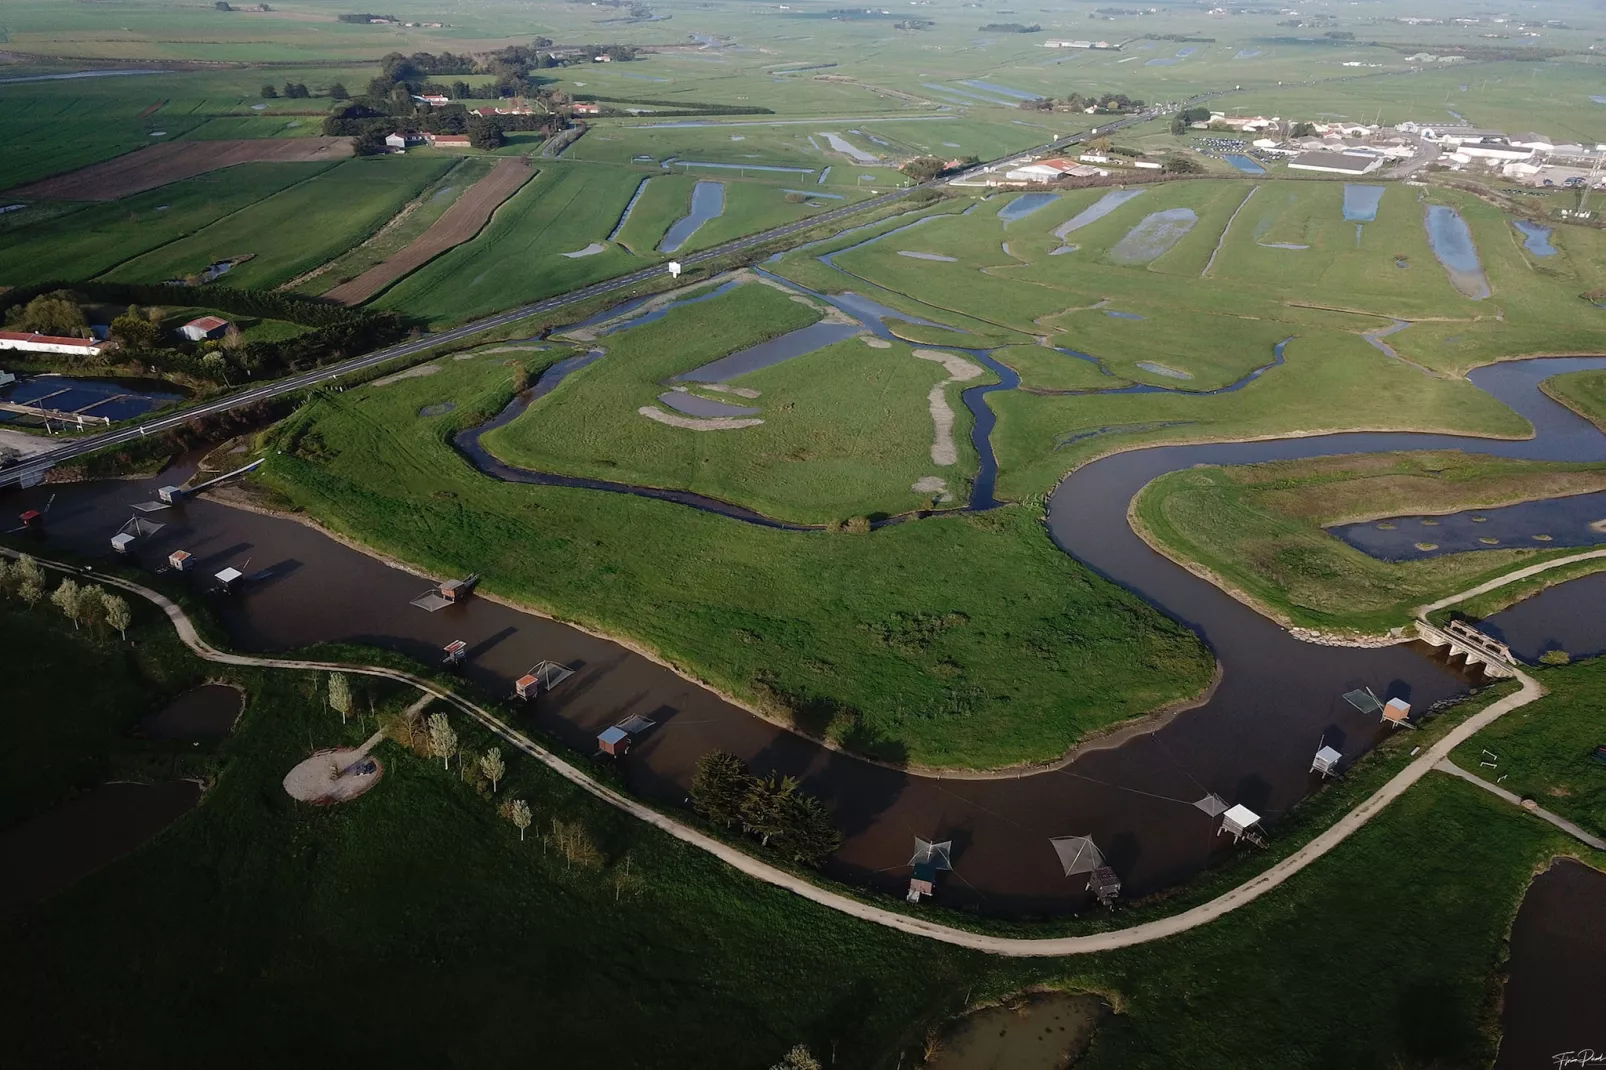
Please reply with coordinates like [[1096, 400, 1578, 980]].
[[10, 273, 1606, 917]]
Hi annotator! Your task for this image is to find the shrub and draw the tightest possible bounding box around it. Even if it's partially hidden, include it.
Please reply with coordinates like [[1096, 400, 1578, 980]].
[[1539, 649, 1571, 666], [845, 516, 871, 535]]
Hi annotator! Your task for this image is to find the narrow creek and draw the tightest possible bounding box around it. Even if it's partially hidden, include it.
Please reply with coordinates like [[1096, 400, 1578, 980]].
[[10, 236, 1606, 918]]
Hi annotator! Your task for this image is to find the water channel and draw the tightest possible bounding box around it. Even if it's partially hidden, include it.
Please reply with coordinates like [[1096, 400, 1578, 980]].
[[10, 226, 1606, 917]]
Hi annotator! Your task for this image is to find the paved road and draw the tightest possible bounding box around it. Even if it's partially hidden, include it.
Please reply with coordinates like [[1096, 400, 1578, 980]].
[[0, 104, 1177, 489], [7, 544, 1548, 956]]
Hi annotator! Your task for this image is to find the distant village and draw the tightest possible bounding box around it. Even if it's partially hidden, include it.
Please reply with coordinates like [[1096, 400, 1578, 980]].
[[972, 109, 1605, 189]]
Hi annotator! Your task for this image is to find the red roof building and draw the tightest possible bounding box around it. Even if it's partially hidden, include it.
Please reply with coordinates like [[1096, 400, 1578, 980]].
[[0, 330, 110, 356]]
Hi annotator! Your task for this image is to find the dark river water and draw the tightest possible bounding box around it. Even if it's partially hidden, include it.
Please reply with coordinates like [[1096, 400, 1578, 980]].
[[1495, 859, 1606, 1069]]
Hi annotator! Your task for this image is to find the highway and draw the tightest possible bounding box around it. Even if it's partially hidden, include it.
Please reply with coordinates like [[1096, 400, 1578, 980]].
[[0, 103, 1178, 488]]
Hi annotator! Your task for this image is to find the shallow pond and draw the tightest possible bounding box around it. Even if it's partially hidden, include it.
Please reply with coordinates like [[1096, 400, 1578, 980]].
[[659, 180, 725, 254], [1222, 153, 1265, 174], [1109, 208, 1197, 265], [926, 993, 1108, 1070], [898, 250, 957, 262], [1482, 571, 1606, 663], [138, 683, 242, 740], [998, 192, 1059, 223], [674, 320, 860, 382], [1495, 859, 1606, 1069], [1424, 204, 1491, 299], [0, 781, 201, 905], [656, 391, 760, 418], [817, 132, 878, 164], [1342, 184, 1386, 222], [677, 161, 815, 175], [1512, 219, 1557, 257], [1329, 490, 1606, 562], [960, 79, 1039, 100]]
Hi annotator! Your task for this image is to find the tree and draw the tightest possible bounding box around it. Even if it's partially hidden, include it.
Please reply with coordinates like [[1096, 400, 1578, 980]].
[[901, 155, 946, 182], [1089, 135, 1112, 153], [0, 558, 9, 595], [78, 585, 106, 632], [328, 671, 352, 724], [18, 576, 45, 609], [550, 817, 604, 869], [6, 290, 87, 337], [51, 578, 84, 630], [1163, 153, 1203, 174], [779, 792, 842, 866], [329, 82, 350, 100], [110, 308, 159, 351], [1291, 121, 1316, 138], [740, 772, 799, 847], [691, 750, 752, 828], [480, 746, 505, 792], [261, 84, 278, 99], [450, 80, 472, 99], [770, 1045, 823, 1070], [104, 592, 132, 640], [427, 711, 457, 769], [468, 115, 505, 149], [509, 798, 532, 840], [215, 1, 232, 9]]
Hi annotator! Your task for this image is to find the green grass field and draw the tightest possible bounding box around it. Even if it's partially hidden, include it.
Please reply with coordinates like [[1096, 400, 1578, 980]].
[[103, 156, 452, 290], [260, 338, 1212, 770], [1451, 654, 1606, 839], [0, 163, 335, 286], [482, 279, 982, 520], [1543, 369, 1606, 432], [1132, 451, 1606, 633], [376, 161, 645, 324]]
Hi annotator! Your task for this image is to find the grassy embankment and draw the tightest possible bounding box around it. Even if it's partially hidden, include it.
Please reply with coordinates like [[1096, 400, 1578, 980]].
[[481, 279, 985, 521], [104, 156, 453, 290], [258, 345, 1211, 770], [4, 580, 1596, 1068], [1450, 655, 1606, 840], [1132, 451, 1606, 634], [1542, 368, 1606, 432]]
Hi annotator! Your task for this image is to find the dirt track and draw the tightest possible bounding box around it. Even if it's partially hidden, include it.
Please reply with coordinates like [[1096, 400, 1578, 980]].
[[4, 137, 355, 201], [324, 157, 535, 305]]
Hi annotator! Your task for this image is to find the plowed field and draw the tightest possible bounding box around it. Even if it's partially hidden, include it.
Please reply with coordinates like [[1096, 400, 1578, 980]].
[[324, 156, 535, 305], [5, 137, 354, 200]]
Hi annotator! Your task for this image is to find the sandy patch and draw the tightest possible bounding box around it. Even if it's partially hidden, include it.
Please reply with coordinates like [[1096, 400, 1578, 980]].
[[699, 383, 761, 398], [371, 363, 440, 387], [561, 242, 606, 258], [0, 427, 58, 460], [283, 733, 385, 804], [911, 475, 952, 502], [638, 405, 763, 431], [863, 336, 892, 349], [911, 348, 984, 382], [911, 349, 984, 467]]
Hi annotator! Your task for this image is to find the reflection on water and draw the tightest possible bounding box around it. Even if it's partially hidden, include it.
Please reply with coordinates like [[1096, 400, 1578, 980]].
[[0, 375, 181, 425], [1342, 184, 1386, 222], [998, 192, 1059, 222], [1109, 208, 1198, 265]]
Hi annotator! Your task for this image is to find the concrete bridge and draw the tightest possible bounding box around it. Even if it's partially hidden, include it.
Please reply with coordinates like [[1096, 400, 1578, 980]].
[[1414, 618, 1516, 678]]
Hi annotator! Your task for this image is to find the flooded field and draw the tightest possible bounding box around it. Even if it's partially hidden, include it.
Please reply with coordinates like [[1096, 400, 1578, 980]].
[[1341, 184, 1386, 222], [1109, 208, 1197, 265], [999, 192, 1059, 223], [1053, 189, 1145, 241], [1495, 859, 1606, 1069], [658, 180, 725, 253], [1424, 204, 1491, 300]]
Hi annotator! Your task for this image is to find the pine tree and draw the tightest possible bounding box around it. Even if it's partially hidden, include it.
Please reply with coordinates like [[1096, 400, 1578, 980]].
[[690, 750, 752, 828]]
